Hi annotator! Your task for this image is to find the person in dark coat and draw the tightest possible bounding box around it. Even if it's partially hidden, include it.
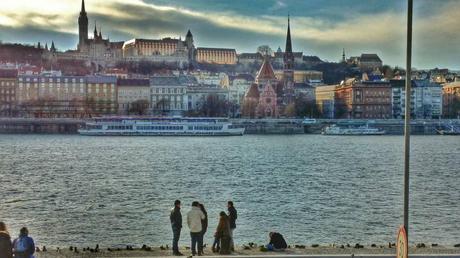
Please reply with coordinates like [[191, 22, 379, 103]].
[[267, 232, 287, 251], [215, 212, 231, 254], [0, 222, 13, 258], [12, 227, 35, 258], [170, 200, 183, 256], [198, 203, 208, 255], [227, 201, 237, 251]]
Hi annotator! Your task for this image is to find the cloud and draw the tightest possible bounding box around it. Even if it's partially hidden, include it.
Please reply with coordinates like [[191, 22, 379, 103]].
[[0, 0, 459, 69], [269, 1, 287, 12]]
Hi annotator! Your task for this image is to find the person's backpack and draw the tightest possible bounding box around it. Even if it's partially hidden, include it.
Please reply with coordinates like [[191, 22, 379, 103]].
[[14, 237, 29, 253]]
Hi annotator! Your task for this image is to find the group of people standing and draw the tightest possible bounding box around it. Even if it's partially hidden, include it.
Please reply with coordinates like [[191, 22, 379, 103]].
[[0, 222, 36, 258], [170, 200, 237, 256]]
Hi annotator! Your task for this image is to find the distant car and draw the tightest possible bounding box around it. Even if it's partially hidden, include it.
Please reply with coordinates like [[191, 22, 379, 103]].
[[302, 118, 317, 125]]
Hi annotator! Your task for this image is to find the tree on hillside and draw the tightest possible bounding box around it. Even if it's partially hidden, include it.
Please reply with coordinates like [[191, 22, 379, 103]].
[[312, 62, 361, 84]]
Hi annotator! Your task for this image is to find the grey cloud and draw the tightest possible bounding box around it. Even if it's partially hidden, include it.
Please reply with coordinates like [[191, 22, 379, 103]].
[[1, 0, 459, 69]]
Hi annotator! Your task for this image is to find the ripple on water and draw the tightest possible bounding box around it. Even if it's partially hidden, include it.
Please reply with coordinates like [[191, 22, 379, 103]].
[[0, 135, 459, 247]]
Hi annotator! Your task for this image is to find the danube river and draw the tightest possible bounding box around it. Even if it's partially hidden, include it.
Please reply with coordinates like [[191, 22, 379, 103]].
[[0, 135, 459, 247]]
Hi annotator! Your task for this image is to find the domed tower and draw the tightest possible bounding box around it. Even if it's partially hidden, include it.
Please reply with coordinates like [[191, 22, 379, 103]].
[[78, 0, 88, 50]]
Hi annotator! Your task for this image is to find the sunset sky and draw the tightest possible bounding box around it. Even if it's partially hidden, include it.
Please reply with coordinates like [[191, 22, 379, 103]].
[[0, 0, 459, 69]]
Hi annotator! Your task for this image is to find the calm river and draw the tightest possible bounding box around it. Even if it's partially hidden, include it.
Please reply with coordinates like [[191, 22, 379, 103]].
[[0, 135, 459, 247]]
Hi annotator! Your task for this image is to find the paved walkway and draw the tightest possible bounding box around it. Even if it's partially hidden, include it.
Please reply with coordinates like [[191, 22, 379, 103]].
[[125, 255, 460, 258]]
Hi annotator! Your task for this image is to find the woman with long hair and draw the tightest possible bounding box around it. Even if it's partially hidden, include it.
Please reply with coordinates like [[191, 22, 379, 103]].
[[215, 211, 231, 254], [0, 222, 13, 258]]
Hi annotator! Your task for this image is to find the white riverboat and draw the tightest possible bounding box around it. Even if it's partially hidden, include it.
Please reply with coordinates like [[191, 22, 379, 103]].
[[437, 124, 460, 135], [322, 124, 385, 135], [78, 117, 245, 136]]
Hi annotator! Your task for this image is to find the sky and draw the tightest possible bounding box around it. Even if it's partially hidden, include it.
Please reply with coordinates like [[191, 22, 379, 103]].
[[0, 0, 459, 69]]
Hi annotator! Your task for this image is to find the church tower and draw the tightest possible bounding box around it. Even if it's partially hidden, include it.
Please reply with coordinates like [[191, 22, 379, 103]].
[[282, 14, 295, 107], [283, 15, 294, 71], [78, 0, 88, 50], [283, 15, 295, 96], [185, 30, 195, 62]]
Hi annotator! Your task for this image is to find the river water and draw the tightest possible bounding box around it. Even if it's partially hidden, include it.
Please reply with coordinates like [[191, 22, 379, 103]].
[[0, 135, 459, 247]]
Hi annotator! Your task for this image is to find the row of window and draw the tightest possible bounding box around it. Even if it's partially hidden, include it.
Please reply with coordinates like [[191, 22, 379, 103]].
[[153, 88, 185, 94], [0, 82, 15, 86], [137, 126, 183, 131], [191, 126, 223, 131], [0, 96, 15, 101], [104, 125, 224, 131], [107, 126, 133, 130], [20, 78, 86, 83]]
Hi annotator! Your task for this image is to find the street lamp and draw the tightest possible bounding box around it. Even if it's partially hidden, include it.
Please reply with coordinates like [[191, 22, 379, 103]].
[[403, 0, 413, 242]]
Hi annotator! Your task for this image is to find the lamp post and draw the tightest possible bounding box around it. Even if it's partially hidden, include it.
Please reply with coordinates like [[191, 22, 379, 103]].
[[403, 0, 413, 241]]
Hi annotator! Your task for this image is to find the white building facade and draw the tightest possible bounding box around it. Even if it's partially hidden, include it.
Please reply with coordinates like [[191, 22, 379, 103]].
[[391, 80, 442, 119], [150, 75, 195, 115]]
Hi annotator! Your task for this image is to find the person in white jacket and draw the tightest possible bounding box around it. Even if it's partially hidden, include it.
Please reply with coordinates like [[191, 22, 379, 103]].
[[187, 201, 205, 256]]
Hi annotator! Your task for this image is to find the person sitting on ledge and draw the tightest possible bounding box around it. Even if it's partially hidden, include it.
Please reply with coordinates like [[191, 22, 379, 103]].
[[13, 227, 35, 258], [266, 232, 287, 251]]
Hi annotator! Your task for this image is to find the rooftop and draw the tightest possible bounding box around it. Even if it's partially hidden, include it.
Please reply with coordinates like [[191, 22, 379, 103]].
[[150, 75, 197, 86], [196, 47, 236, 52], [86, 75, 117, 84], [360, 53, 382, 63], [255, 58, 276, 82], [117, 78, 150, 87], [0, 69, 18, 78]]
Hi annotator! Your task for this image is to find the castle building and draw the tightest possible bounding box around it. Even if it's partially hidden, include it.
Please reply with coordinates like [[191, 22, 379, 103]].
[[76, 0, 124, 61], [122, 37, 190, 68], [196, 48, 237, 65], [78, 0, 88, 51]]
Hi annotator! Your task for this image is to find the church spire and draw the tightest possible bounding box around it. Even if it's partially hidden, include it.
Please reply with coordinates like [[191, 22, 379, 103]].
[[78, 0, 89, 48], [81, 0, 86, 14], [94, 22, 98, 38], [285, 14, 292, 54], [50, 41, 56, 52], [283, 14, 294, 71]]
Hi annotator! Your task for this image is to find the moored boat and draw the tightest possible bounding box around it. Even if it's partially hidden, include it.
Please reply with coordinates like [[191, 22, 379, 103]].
[[78, 117, 245, 136], [322, 124, 385, 135], [437, 125, 460, 135]]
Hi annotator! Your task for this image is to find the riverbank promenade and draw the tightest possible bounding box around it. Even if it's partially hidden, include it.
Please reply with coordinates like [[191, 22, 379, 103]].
[[33, 245, 460, 258]]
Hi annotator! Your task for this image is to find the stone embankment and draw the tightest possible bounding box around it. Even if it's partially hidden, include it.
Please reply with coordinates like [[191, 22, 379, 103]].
[[0, 118, 458, 135]]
